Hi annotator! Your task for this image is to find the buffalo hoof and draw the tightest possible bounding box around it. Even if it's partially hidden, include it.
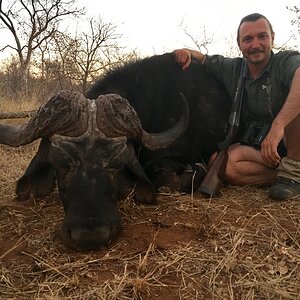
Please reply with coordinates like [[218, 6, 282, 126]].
[[151, 163, 207, 194], [179, 163, 207, 193]]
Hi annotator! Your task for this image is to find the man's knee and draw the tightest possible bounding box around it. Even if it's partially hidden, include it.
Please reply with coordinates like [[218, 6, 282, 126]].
[[223, 147, 246, 185], [208, 145, 244, 185], [225, 155, 244, 185]]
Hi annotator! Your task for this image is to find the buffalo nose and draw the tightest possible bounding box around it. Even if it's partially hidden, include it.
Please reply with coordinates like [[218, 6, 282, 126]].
[[71, 226, 111, 246], [61, 217, 121, 251]]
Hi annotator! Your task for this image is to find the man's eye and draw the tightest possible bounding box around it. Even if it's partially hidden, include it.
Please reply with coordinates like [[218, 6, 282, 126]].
[[243, 37, 252, 43], [259, 34, 268, 39]]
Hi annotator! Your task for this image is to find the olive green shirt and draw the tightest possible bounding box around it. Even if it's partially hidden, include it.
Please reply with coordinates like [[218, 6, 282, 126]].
[[204, 50, 300, 132]]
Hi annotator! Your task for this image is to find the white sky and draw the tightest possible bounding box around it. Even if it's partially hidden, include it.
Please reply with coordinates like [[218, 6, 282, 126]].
[[0, 0, 297, 59], [78, 0, 297, 56]]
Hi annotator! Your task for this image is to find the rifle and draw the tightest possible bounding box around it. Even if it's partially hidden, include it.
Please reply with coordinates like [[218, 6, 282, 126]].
[[198, 60, 248, 197]]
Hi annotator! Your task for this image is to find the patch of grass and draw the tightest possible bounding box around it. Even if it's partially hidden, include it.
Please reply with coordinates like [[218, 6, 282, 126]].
[[0, 138, 300, 299], [0, 97, 39, 113]]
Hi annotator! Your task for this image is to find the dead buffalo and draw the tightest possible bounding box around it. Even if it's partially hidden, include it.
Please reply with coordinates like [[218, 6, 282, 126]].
[[0, 52, 230, 251], [85, 52, 231, 191]]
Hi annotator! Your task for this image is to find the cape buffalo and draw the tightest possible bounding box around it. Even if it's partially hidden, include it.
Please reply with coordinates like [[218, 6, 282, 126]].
[[0, 52, 231, 251], [85, 53, 231, 191]]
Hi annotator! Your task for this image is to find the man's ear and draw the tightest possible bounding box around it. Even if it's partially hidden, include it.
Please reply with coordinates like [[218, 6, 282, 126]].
[[237, 40, 241, 51], [271, 33, 275, 46]]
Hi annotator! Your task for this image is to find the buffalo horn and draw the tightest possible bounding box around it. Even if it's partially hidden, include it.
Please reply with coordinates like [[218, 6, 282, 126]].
[[0, 90, 85, 147], [141, 93, 189, 150]]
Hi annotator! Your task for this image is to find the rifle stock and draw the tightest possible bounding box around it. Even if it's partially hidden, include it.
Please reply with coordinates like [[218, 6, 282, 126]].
[[198, 149, 228, 197]]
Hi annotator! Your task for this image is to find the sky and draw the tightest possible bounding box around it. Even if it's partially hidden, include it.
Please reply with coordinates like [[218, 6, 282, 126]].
[[77, 0, 297, 56], [0, 0, 297, 59]]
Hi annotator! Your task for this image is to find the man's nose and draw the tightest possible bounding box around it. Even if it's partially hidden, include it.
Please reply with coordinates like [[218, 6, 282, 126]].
[[251, 38, 261, 48]]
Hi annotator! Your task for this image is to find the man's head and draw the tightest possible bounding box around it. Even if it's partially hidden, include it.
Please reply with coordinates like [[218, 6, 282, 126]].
[[237, 13, 274, 66]]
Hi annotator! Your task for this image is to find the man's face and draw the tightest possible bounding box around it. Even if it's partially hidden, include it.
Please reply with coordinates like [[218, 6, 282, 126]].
[[238, 18, 274, 66]]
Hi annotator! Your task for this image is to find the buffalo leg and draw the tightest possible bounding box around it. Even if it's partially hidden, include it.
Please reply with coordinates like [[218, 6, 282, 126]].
[[146, 159, 207, 193]]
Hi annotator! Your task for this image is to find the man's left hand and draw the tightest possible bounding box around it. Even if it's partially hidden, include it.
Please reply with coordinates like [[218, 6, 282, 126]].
[[260, 124, 284, 166]]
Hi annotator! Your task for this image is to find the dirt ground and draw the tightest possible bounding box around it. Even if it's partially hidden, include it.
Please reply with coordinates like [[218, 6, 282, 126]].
[[0, 143, 300, 299]]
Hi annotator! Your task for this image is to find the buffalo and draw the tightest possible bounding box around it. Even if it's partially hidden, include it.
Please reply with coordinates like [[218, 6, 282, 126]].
[[0, 52, 231, 251]]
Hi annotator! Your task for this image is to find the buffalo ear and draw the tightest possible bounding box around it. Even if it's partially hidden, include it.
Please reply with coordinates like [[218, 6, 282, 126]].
[[121, 143, 157, 205], [16, 176, 32, 201], [16, 138, 56, 200], [16, 165, 56, 200]]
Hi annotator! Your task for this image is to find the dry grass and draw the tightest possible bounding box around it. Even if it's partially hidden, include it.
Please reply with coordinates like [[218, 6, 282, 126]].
[[0, 124, 300, 299], [0, 97, 39, 113]]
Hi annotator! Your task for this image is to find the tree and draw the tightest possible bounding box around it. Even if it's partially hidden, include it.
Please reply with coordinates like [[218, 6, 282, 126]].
[[0, 0, 84, 93], [71, 17, 121, 91], [50, 17, 139, 91], [71, 17, 137, 91], [42, 31, 79, 89], [179, 21, 214, 55], [289, 5, 300, 32], [280, 5, 299, 51], [179, 18, 240, 58]]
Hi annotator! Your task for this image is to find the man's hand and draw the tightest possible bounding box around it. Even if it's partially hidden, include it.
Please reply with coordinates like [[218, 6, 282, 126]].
[[174, 49, 192, 70], [260, 123, 284, 166]]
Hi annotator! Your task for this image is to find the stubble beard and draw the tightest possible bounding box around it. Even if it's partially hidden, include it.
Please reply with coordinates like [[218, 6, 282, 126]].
[[247, 51, 270, 65]]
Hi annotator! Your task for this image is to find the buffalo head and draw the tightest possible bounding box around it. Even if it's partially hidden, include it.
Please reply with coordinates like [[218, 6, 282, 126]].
[[0, 90, 189, 250]]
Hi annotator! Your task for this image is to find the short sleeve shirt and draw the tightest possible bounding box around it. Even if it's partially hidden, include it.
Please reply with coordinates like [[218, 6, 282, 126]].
[[203, 50, 300, 128]]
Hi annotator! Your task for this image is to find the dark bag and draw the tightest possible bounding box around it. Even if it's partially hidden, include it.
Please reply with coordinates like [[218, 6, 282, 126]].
[[240, 122, 271, 150]]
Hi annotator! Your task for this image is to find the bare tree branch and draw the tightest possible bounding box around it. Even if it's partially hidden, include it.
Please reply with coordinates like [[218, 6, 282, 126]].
[[0, 0, 84, 92], [179, 18, 214, 54]]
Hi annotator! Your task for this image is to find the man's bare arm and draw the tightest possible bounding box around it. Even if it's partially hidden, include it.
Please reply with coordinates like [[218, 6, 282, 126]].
[[261, 67, 300, 165]]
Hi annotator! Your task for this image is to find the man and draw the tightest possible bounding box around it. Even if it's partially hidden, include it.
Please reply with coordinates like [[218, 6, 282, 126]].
[[174, 13, 300, 200]]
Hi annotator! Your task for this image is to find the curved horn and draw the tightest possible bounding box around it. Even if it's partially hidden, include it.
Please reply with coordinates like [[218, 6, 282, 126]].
[[95, 93, 189, 151], [141, 92, 189, 150], [0, 90, 86, 147]]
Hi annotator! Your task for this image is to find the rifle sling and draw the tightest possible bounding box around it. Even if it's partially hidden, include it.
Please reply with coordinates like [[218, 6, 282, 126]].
[[219, 60, 248, 150]]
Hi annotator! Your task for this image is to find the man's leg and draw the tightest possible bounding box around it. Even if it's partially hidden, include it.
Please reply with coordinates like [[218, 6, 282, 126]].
[[269, 114, 300, 200], [209, 143, 277, 186]]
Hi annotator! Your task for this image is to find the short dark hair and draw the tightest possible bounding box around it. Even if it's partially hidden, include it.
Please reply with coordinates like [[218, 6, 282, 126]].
[[237, 13, 274, 42]]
